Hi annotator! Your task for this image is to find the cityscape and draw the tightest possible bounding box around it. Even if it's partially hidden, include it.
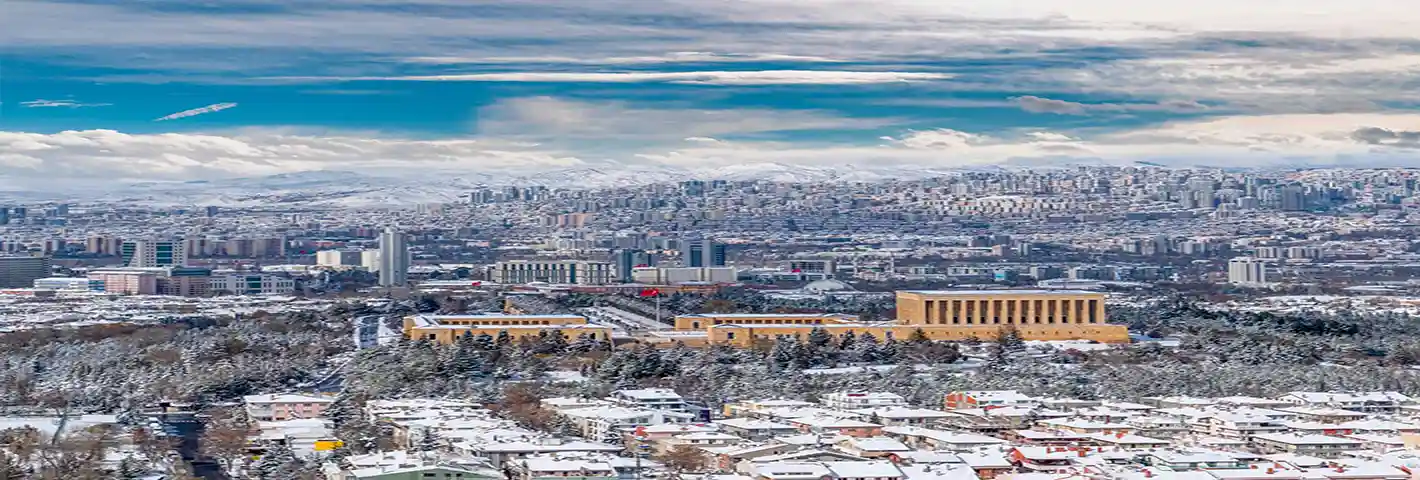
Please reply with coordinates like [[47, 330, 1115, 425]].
[[8, 0, 1420, 479]]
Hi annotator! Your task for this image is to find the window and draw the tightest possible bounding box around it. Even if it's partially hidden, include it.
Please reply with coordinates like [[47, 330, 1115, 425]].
[[726, 332, 735, 340]]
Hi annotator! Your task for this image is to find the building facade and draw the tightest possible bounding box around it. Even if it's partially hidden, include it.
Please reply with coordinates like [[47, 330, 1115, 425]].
[[378, 228, 409, 287], [316, 249, 367, 268], [488, 260, 614, 285], [403, 314, 614, 345], [702, 290, 1129, 347], [122, 240, 187, 267], [209, 274, 296, 295], [1228, 257, 1268, 285], [0, 255, 52, 288], [684, 240, 727, 267]]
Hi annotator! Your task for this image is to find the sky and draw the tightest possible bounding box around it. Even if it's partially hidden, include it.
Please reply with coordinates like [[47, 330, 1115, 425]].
[[4, 0, 1420, 183]]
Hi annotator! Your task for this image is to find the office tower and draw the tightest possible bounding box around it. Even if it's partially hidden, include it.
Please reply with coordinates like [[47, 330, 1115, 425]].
[[614, 249, 655, 282], [378, 228, 409, 287], [11, 207, 26, 219], [361, 250, 381, 273], [122, 240, 187, 267], [1227, 257, 1268, 285], [0, 255, 52, 288], [0, 207, 8, 225], [205, 206, 220, 217], [1280, 186, 1306, 211], [684, 239, 726, 267]]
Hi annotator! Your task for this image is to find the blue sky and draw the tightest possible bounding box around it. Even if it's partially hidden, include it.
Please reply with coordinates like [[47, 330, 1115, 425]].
[[4, 0, 1420, 183]]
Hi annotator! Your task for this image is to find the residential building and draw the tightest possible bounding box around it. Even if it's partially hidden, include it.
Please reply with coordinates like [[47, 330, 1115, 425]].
[[122, 240, 187, 267], [1228, 257, 1268, 285], [1250, 433, 1364, 458], [944, 391, 1039, 410], [158, 267, 213, 296], [488, 260, 614, 285], [609, 388, 688, 412], [317, 249, 368, 268], [87, 268, 160, 295], [378, 228, 409, 287], [0, 255, 52, 288], [244, 393, 333, 421], [821, 392, 907, 410]]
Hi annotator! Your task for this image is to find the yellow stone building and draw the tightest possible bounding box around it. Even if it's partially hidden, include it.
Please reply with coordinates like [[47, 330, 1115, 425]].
[[403, 314, 614, 344], [693, 290, 1129, 347], [672, 313, 859, 330]]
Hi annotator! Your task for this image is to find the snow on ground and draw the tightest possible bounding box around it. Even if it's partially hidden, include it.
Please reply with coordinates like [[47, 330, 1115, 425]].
[[545, 370, 590, 383]]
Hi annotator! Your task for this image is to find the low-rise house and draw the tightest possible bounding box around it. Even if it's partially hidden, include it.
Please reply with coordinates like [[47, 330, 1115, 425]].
[[1251, 433, 1364, 458], [244, 393, 333, 421], [1038, 418, 1133, 435], [710, 444, 798, 472], [656, 432, 743, 453], [459, 440, 624, 468], [516, 456, 617, 480], [1191, 414, 1289, 440], [787, 416, 883, 438], [1003, 429, 1089, 446], [849, 407, 956, 427], [939, 407, 1071, 434], [723, 400, 817, 418], [1139, 451, 1245, 470], [559, 406, 694, 443], [1085, 432, 1172, 449], [1278, 392, 1413, 413], [945, 391, 1039, 410], [716, 418, 801, 441], [822, 392, 908, 410], [1273, 407, 1369, 424], [1127, 416, 1191, 438], [835, 437, 911, 459], [609, 388, 688, 412], [881, 426, 1009, 451], [955, 452, 1013, 479], [1008, 447, 1091, 472], [1037, 398, 1104, 412]]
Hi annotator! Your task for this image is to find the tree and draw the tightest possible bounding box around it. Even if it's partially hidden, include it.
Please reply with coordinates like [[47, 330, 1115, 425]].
[[659, 445, 709, 473], [250, 444, 306, 480], [417, 427, 442, 452]]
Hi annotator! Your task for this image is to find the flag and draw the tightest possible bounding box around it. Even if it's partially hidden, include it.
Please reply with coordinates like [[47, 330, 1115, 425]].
[[639, 288, 660, 297]]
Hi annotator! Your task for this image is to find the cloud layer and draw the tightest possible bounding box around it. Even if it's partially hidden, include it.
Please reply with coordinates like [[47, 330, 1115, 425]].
[[154, 103, 239, 121]]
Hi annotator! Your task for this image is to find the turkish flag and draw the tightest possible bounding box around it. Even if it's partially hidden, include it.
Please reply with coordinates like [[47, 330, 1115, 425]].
[[640, 288, 660, 297]]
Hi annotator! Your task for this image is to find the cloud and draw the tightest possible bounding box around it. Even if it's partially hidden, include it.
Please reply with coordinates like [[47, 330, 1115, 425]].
[[404, 52, 844, 65], [476, 97, 891, 139], [316, 70, 951, 86], [1351, 127, 1420, 148], [7, 113, 1420, 187], [154, 103, 238, 121], [1011, 95, 1209, 115], [20, 99, 111, 108]]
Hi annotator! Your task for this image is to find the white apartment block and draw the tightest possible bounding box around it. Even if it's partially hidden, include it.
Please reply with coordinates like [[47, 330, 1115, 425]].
[[209, 274, 296, 295], [489, 260, 613, 285], [821, 392, 907, 410]]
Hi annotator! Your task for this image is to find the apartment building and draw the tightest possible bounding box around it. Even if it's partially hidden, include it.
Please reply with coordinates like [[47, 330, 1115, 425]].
[[820, 392, 907, 410], [244, 393, 333, 421], [489, 260, 614, 285]]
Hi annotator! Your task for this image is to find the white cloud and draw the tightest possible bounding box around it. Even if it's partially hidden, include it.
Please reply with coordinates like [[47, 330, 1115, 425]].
[[6, 112, 1420, 186], [335, 70, 951, 85], [154, 103, 238, 121], [404, 52, 844, 65], [20, 99, 111, 108], [476, 97, 892, 138]]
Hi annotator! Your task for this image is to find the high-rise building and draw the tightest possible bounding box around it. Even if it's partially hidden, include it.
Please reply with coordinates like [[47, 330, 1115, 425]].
[[613, 249, 654, 283], [1228, 257, 1268, 285], [378, 228, 409, 287], [122, 240, 187, 267], [684, 239, 726, 267], [0, 255, 52, 288]]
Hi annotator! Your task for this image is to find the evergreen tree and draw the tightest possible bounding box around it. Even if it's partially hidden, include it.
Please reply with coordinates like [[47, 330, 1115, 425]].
[[418, 427, 442, 452], [114, 456, 145, 480], [769, 337, 796, 372]]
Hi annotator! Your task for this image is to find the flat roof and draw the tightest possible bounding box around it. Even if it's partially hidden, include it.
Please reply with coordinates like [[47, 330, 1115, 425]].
[[901, 289, 1103, 296], [679, 313, 855, 318]]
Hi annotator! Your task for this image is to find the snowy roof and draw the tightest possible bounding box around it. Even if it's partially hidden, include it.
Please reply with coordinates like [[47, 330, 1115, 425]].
[[825, 461, 906, 478], [882, 426, 1008, 445], [613, 388, 683, 400], [902, 289, 1100, 296], [1252, 433, 1364, 446], [522, 458, 615, 473], [242, 393, 333, 404], [851, 407, 956, 419], [844, 437, 911, 452], [716, 418, 797, 430], [473, 441, 623, 453], [790, 415, 881, 428]]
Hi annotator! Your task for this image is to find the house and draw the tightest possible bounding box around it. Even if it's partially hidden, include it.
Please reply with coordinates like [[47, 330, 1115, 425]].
[[835, 437, 912, 458], [1037, 418, 1133, 435], [944, 391, 1039, 410], [609, 388, 688, 412], [716, 418, 801, 441], [724, 400, 818, 418], [1038, 398, 1104, 412], [749, 461, 905, 480], [1004, 429, 1089, 446], [1217, 396, 1295, 409], [243, 393, 333, 421], [822, 392, 908, 410], [939, 407, 1071, 434], [516, 457, 617, 480], [955, 452, 1013, 479], [881, 426, 1009, 451], [1251, 433, 1364, 458], [1008, 447, 1091, 472], [1139, 451, 1245, 470], [345, 465, 501, 480], [710, 443, 798, 472], [1085, 432, 1171, 449], [1273, 407, 1369, 424], [1278, 392, 1413, 413], [1127, 416, 1190, 438], [787, 416, 883, 437], [460, 441, 625, 468], [655, 432, 743, 454], [849, 407, 956, 427], [558, 406, 694, 443], [1190, 413, 1288, 440]]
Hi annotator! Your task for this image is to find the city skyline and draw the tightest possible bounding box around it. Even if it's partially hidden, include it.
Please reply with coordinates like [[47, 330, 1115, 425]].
[[4, 1, 1420, 187]]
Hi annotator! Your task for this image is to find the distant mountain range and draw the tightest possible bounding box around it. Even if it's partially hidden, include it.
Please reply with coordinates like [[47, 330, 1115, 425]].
[[0, 161, 1093, 207]]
